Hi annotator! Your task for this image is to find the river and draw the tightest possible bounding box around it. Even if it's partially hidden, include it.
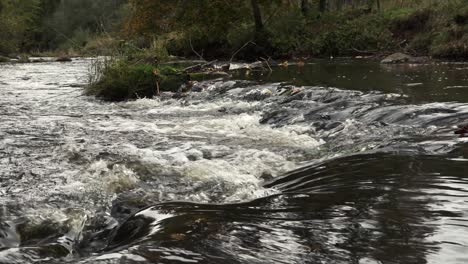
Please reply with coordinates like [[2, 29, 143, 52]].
[[1, 58, 468, 263]]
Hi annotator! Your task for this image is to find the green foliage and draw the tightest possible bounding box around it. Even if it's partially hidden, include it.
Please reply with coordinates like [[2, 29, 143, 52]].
[[81, 36, 121, 56], [0, 0, 40, 55], [86, 59, 157, 101], [0, 56, 9, 62], [0, 0, 128, 55], [302, 11, 394, 56], [268, 11, 307, 56], [383, 7, 418, 21], [383, 1, 468, 59], [37, 0, 127, 52], [86, 59, 188, 101], [4, 0, 468, 60], [407, 33, 433, 55]]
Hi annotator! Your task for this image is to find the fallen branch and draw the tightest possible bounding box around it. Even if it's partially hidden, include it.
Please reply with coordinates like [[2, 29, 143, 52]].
[[230, 41, 255, 62], [260, 57, 273, 73], [351, 47, 377, 55], [189, 36, 205, 61], [183, 60, 217, 73]]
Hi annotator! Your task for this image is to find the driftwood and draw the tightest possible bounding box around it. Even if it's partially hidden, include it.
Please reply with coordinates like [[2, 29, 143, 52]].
[[183, 60, 218, 73]]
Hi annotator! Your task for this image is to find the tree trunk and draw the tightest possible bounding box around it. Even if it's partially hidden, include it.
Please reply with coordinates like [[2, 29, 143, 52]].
[[250, 0, 264, 33], [319, 0, 327, 12], [301, 0, 309, 16]]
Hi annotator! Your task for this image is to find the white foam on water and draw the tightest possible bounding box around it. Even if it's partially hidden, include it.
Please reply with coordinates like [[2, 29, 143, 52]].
[[94, 252, 147, 262]]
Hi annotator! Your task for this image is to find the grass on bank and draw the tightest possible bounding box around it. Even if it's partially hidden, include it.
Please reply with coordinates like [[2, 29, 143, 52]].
[[154, 1, 468, 60], [85, 58, 190, 101]]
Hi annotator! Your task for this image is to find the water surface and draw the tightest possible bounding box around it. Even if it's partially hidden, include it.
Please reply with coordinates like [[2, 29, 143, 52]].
[[0, 59, 467, 263]]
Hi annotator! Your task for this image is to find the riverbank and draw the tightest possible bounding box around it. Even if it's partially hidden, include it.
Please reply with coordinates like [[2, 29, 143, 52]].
[[135, 1, 468, 61]]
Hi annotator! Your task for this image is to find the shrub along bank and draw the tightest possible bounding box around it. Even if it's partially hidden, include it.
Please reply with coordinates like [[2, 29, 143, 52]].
[[85, 59, 192, 101], [125, 1, 468, 60]]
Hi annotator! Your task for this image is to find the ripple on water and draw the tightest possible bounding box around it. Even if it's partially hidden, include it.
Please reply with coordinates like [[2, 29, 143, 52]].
[[1, 59, 468, 263]]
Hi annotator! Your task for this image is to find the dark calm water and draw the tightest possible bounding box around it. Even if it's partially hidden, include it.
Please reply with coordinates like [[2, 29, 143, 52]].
[[233, 59, 468, 103], [1, 59, 468, 263]]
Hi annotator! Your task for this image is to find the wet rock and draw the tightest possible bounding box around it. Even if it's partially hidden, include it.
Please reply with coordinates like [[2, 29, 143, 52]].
[[381, 53, 430, 64], [381, 53, 413, 64], [111, 193, 153, 222], [280, 92, 306, 104], [276, 86, 303, 96], [260, 109, 294, 125], [0, 221, 20, 248], [107, 206, 172, 250], [218, 107, 227, 113], [243, 88, 272, 101], [455, 124, 468, 136], [201, 149, 213, 160], [191, 82, 204, 92], [56, 57, 72, 62], [260, 171, 274, 181], [186, 149, 203, 161], [77, 213, 118, 253]]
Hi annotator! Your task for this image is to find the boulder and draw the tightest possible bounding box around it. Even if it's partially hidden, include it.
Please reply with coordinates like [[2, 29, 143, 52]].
[[381, 53, 431, 64], [381, 53, 413, 64]]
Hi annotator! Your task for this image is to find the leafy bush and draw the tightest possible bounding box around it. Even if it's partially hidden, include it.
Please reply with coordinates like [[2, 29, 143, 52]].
[[82, 36, 121, 55], [86, 59, 188, 101], [303, 11, 394, 56], [268, 11, 307, 56], [86, 60, 157, 101], [0, 56, 9, 63], [407, 33, 433, 54]]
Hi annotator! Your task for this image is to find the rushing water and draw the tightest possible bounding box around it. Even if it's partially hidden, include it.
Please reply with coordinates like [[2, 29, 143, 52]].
[[1, 59, 468, 263]]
